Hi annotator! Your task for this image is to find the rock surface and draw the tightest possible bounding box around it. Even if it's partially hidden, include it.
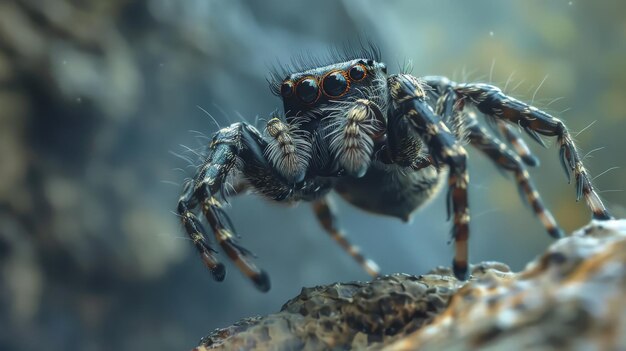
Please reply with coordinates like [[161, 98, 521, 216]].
[[193, 219, 626, 350]]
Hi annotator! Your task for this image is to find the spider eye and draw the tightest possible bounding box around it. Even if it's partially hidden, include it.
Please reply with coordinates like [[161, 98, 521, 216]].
[[296, 77, 320, 104], [349, 64, 367, 81], [280, 81, 294, 97], [322, 71, 349, 97]]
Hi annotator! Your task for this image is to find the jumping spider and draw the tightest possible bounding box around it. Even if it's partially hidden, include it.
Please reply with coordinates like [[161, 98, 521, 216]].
[[177, 45, 612, 292]]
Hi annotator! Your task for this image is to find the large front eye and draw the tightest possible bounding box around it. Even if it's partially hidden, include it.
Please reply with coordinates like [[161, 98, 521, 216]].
[[322, 71, 349, 97], [296, 77, 320, 104], [349, 64, 367, 81]]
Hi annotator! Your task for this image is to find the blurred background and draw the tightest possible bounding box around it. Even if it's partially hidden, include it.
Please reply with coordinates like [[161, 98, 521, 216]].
[[0, 0, 624, 350]]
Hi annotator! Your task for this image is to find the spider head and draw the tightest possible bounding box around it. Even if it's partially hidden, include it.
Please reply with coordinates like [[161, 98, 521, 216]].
[[277, 59, 388, 120], [268, 56, 389, 179]]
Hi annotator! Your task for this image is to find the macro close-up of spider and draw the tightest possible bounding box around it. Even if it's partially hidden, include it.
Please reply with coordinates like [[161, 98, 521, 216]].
[[177, 44, 612, 292], [4, 1, 626, 350]]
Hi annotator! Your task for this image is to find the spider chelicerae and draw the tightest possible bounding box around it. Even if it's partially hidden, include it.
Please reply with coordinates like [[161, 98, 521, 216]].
[[177, 44, 612, 292]]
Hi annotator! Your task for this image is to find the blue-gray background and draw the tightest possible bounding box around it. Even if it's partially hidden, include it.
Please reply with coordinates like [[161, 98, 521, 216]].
[[0, 1, 624, 350]]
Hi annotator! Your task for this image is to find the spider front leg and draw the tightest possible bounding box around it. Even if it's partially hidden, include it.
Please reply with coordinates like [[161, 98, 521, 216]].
[[177, 123, 274, 292], [178, 182, 225, 281], [454, 82, 612, 220], [388, 74, 471, 280]]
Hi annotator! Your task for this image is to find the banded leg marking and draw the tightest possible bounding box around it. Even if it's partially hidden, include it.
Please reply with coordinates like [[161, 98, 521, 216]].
[[389, 74, 471, 280], [179, 122, 277, 292], [497, 121, 540, 167], [456, 83, 612, 220], [177, 183, 226, 281], [312, 197, 380, 277], [467, 124, 563, 239], [201, 191, 270, 292]]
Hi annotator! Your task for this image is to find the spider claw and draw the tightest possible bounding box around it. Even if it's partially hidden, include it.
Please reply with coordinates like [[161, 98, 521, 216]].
[[252, 270, 271, 292], [211, 263, 226, 282], [592, 211, 613, 221], [200, 252, 225, 281], [452, 259, 469, 281]]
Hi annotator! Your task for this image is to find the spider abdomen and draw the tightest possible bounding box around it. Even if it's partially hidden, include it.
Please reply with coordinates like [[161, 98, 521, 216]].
[[334, 164, 445, 222]]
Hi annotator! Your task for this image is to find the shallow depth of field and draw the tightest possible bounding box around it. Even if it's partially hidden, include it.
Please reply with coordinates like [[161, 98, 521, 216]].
[[0, 1, 624, 350]]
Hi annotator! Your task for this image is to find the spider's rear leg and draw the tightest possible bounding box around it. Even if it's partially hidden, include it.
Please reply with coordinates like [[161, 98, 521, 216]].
[[497, 121, 540, 167], [389, 74, 470, 280], [456, 83, 612, 220], [312, 196, 380, 277], [466, 122, 564, 238]]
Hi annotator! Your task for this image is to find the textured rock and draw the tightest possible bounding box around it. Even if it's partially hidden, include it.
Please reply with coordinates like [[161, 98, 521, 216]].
[[194, 219, 626, 350], [387, 219, 626, 351]]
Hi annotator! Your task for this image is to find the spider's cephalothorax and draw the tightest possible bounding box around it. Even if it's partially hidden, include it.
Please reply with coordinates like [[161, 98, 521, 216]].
[[177, 46, 612, 292], [269, 57, 390, 181]]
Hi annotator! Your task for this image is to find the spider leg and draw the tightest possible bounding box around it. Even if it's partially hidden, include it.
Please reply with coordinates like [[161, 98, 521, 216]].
[[455, 82, 612, 220], [496, 121, 540, 167], [312, 196, 380, 277], [182, 122, 276, 292], [465, 121, 564, 238], [424, 76, 612, 220], [199, 185, 270, 292], [177, 182, 226, 281], [388, 74, 470, 280], [428, 81, 561, 238], [426, 76, 539, 167]]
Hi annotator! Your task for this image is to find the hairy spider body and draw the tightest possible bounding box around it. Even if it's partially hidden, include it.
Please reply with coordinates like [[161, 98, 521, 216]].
[[177, 46, 612, 292]]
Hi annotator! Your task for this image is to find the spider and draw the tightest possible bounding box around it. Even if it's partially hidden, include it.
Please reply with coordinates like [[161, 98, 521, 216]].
[[177, 44, 612, 292]]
